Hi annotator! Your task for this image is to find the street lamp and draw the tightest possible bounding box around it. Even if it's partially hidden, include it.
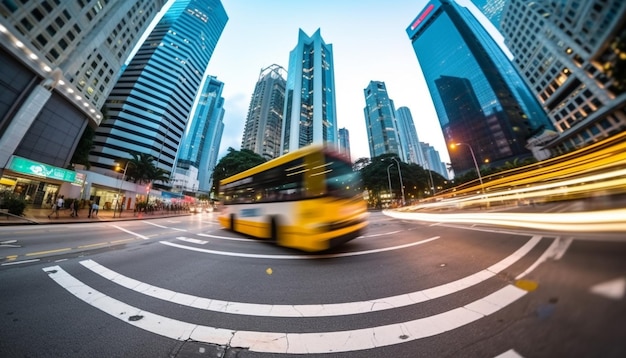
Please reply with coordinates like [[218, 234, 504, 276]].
[[113, 161, 132, 218], [451, 142, 484, 194], [391, 157, 406, 206], [386, 163, 393, 205]]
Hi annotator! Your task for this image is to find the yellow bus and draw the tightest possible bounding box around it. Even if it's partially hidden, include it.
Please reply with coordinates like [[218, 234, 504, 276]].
[[217, 145, 368, 252]]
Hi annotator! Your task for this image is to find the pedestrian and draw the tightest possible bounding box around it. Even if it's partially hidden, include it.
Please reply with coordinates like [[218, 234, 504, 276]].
[[91, 202, 99, 217], [87, 200, 93, 218], [48, 195, 64, 219], [70, 200, 79, 217]]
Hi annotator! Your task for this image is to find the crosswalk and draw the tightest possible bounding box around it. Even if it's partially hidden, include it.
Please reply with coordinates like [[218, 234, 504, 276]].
[[41, 234, 561, 355]]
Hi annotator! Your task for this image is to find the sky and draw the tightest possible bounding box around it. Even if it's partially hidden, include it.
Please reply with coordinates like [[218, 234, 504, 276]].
[[148, 0, 507, 164]]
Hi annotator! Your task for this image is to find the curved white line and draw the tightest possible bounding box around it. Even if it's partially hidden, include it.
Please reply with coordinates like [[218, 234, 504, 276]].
[[159, 236, 441, 260], [79, 235, 541, 317], [43, 266, 527, 354], [196, 233, 257, 242]]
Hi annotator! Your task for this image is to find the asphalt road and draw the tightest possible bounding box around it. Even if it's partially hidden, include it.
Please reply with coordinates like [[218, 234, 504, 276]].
[[0, 209, 624, 357]]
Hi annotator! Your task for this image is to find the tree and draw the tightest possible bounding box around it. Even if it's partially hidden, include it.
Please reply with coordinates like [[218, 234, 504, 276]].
[[211, 148, 266, 193]]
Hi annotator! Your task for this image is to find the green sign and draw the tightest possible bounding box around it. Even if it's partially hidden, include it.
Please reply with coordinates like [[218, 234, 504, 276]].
[[8, 156, 76, 182]]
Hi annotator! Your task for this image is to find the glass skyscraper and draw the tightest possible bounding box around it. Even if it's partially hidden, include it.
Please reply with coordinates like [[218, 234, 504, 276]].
[[282, 29, 337, 154], [174, 76, 224, 193], [241, 64, 286, 160], [338, 127, 351, 161], [395, 106, 424, 166], [406, 0, 552, 175], [89, 0, 228, 182], [363, 81, 404, 160]]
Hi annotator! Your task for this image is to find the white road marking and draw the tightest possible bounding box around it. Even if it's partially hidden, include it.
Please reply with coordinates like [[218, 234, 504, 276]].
[[175, 237, 208, 245], [197, 233, 257, 242], [589, 277, 626, 300], [160, 236, 441, 259], [361, 230, 401, 238], [515, 237, 572, 279], [495, 349, 524, 357], [1, 259, 40, 266], [144, 222, 168, 228], [79, 236, 541, 317], [111, 225, 150, 240], [171, 228, 187, 232], [43, 265, 527, 354]]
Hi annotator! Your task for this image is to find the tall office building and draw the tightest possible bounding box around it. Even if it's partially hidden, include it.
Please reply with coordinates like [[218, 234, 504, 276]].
[[89, 0, 228, 183], [338, 127, 351, 161], [470, 0, 506, 28], [396, 106, 425, 166], [174, 76, 225, 194], [241, 64, 286, 160], [406, 0, 553, 175], [363, 81, 405, 160], [282, 29, 337, 154], [0, 0, 164, 206], [500, 0, 626, 155], [421, 142, 449, 179]]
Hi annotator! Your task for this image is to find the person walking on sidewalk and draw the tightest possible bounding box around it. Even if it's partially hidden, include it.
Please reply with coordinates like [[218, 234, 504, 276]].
[[48, 195, 64, 219]]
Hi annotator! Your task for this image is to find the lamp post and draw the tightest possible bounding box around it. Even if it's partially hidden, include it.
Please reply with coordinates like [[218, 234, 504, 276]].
[[421, 151, 436, 196], [113, 161, 131, 218], [451, 142, 484, 194], [386, 163, 393, 205], [391, 157, 406, 206]]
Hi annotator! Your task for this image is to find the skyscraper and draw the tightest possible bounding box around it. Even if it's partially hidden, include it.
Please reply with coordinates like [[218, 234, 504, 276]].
[[363, 81, 405, 160], [174, 76, 225, 193], [338, 128, 351, 162], [89, 0, 228, 183], [500, 0, 626, 155], [0, 0, 164, 207], [395, 106, 424, 166], [241, 64, 286, 160], [282, 29, 337, 154], [406, 0, 552, 175], [470, 0, 506, 28]]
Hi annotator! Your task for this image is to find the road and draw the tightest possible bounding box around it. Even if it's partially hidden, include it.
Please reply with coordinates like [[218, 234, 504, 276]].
[[1, 208, 625, 357]]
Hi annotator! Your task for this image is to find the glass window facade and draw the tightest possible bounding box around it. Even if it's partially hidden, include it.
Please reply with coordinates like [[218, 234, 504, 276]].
[[406, 0, 552, 175]]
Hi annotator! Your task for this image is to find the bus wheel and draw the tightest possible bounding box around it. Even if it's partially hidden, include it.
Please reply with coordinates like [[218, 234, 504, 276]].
[[230, 214, 236, 232], [270, 216, 280, 243]]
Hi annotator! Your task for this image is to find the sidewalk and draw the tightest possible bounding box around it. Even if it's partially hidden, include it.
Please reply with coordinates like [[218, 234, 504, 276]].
[[0, 206, 191, 226]]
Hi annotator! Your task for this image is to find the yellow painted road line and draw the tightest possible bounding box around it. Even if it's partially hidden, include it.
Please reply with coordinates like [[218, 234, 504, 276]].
[[26, 248, 71, 256], [110, 238, 136, 244], [78, 242, 108, 249]]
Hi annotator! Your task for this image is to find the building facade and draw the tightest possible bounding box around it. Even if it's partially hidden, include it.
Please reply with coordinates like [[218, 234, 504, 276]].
[[89, 0, 228, 184], [406, 0, 553, 176], [500, 0, 626, 155], [338, 127, 351, 162], [395, 106, 425, 166], [470, 0, 506, 28], [241, 64, 286, 160], [282, 29, 337, 154], [0, 0, 164, 207], [363, 81, 405, 160], [174, 76, 225, 194]]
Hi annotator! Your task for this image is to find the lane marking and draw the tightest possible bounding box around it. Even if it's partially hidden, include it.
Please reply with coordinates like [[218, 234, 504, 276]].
[[2, 259, 40, 266], [79, 236, 541, 317], [78, 242, 108, 249], [360, 230, 401, 238], [589, 277, 626, 300], [515, 237, 572, 279], [111, 225, 150, 240], [196, 233, 257, 242], [175, 237, 208, 245], [171, 228, 187, 232], [495, 349, 524, 358], [26, 248, 71, 256], [160, 236, 441, 260], [144, 222, 168, 229], [43, 265, 527, 354]]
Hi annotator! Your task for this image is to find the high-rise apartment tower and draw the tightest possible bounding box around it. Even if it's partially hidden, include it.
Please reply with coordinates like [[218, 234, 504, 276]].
[[363, 81, 405, 160], [241, 64, 286, 160]]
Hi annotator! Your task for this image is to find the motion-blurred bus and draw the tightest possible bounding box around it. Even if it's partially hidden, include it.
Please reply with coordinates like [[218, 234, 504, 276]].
[[217, 145, 368, 252]]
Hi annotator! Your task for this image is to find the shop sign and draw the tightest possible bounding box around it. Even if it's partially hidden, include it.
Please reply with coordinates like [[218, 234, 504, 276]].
[[7, 156, 76, 182]]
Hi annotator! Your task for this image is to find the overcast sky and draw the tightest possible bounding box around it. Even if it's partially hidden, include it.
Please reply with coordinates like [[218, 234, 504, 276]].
[[147, 0, 504, 164]]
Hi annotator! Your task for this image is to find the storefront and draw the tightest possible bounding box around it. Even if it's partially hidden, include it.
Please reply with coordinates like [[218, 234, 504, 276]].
[[0, 156, 79, 208]]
